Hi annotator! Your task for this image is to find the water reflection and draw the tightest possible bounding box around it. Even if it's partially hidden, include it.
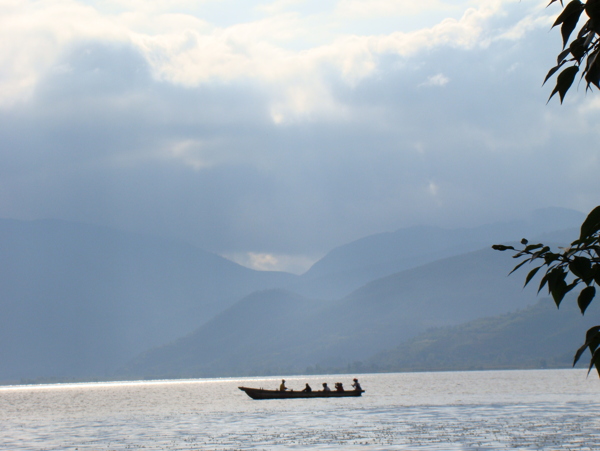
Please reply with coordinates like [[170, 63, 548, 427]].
[[1, 369, 599, 450]]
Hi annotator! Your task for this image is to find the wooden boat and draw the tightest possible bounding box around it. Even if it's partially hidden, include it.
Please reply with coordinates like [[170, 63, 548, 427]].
[[239, 386, 364, 400]]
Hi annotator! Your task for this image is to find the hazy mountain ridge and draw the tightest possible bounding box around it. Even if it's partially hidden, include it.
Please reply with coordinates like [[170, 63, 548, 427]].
[[124, 247, 547, 378], [0, 219, 297, 381], [0, 207, 587, 382], [294, 207, 584, 299], [122, 289, 335, 378], [365, 296, 599, 372]]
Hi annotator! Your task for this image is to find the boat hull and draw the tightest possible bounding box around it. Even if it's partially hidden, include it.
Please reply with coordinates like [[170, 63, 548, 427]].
[[239, 386, 364, 400]]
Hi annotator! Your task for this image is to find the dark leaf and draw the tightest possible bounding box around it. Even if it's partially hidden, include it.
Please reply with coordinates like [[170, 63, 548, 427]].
[[588, 348, 600, 376], [552, 0, 583, 26], [566, 279, 579, 294], [578, 286, 596, 314], [521, 238, 529, 245], [569, 36, 586, 61], [574, 342, 587, 366], [580, 205, 600, 239], [561, 12, 583, 47], [524, 243, 544, 252], [569, 256, 593, 281], [532, 246, 551, 259], [578, 22, 591, 39], [547, 267, 568, 306], [586, 48, 600, 71], [552, 282, 567, 307], [586, 0, 600, 22], [565, 246, 579, 258], [592, 264, 600, 285], [552, 0, 582, 28], [492, 244, 515, 251], [552, 0, 584, 47], [524, 266, 542, 287], [557, 47, 572, 64], [584, 50, 600, 90], [509, 259, 529, 275], [542, 60, 566, 86], [583, 27, 595, 47], [548, 65, 579, 102], [585, 325, 600, 343], [538, 273, 550, 294], [585, 55, 600, 89], [573, 326, 600, 366]]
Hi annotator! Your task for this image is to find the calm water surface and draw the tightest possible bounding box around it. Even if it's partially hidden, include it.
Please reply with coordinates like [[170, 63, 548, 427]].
[[1, 369, 599, 450]]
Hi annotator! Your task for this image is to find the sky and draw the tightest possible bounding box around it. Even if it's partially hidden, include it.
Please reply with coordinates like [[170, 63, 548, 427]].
[[2, 0, 600, 274]]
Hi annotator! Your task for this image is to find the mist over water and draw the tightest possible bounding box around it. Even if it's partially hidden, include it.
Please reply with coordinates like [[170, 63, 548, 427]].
[[2, 369, 599, 450]]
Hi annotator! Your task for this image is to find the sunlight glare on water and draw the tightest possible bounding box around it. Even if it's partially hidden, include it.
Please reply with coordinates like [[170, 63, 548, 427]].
[[1, 369, 599, 450]]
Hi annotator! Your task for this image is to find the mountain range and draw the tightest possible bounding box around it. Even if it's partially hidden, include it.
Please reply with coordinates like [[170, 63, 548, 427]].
[[123, 247, 550, 378], [291, 206, 584, 299], [365, 296, 599, 373], [0, 207, 590, 383], [0, 219, 295, 381]]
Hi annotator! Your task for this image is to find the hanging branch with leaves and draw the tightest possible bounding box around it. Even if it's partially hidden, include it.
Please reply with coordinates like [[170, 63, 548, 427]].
[[494, 0, 600, 375], [545, 0, 600, 102], [493, 207, 600, 375]]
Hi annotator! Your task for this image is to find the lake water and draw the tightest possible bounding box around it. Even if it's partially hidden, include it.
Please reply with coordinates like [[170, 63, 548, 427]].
[[1, 369, 600, 450]]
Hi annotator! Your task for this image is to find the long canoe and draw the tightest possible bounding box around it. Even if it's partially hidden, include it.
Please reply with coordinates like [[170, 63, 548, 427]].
[[239, 386, 364, 400]]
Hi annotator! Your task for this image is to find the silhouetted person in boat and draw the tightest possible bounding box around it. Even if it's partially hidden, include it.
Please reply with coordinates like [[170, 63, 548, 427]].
[[302, 383, 312, 393], [322, 382, 331, 392], [280, 379, 287, 391], [335, 382, 344, 392], [352, 378, 362, 391]]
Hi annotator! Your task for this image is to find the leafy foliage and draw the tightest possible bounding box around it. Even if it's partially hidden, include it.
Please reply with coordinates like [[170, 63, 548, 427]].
[[493, 206, 600, 375], [494, 0, 600, 377], [545, 0, 600, 102]]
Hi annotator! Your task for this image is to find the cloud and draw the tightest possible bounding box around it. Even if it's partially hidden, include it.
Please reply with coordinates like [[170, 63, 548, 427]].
[[0, 0, 546, 116], [335, 0, 457, 18], [223, 252, 319, 274], [420, 73, 450, 87], [3, 0, 598, 274], [428, 181, 439, 197], [256, 0, 304, 15]]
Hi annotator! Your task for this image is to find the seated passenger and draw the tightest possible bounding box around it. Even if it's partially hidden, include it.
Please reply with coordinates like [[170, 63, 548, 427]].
[[280, 379, 287, 391], [335, 382, 344, 392], [302, 383, 312, 393], [352, 378, 362, 391], [322, 382, 331, 392]]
